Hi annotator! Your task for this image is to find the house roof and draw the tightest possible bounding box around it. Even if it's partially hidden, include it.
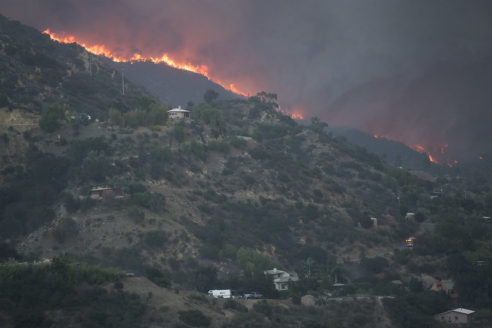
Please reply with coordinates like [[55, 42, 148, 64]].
[[276, 274, 299, 283], [437, 308, 475, 316], [168, 106, 190, 113], [264, 268, 285, 275], [452, 308, 475, 315], [91, 187, 113, 191]]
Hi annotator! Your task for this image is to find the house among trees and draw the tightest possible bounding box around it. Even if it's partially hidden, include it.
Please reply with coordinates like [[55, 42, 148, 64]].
[[264, 268, 299, 291], [431, 280, 458, 299], [434, 308, 475, 324], [168, 106, 190, 119], [90, 187, 125, 201]]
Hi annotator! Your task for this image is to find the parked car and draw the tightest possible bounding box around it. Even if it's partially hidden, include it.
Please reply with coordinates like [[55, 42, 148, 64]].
[[244, 292, 263, 299]]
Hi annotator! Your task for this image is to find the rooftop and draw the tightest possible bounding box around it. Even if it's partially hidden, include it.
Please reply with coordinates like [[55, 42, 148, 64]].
[[168, 106, 190, 113], [452, 308, 475, 315]]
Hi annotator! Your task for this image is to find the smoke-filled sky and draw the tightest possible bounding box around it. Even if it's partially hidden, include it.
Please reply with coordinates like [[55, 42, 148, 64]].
[[2, 0, 492, 161]]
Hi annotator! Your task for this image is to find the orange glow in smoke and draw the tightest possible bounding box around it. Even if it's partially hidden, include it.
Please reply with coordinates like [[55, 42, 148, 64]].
[[43, 28, 248, 97], [479, 156, 484, 160]]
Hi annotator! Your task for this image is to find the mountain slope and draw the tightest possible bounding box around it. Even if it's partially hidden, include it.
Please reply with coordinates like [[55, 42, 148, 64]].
[[0, 14, 156, 118], [1, 15, 492, 328], [108, 60, 238, 106]]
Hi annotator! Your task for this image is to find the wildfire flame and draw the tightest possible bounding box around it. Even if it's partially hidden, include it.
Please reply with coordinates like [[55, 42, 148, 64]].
[[427, 153, 437, 163], [43, 28, 248, 97], [42, 29, 307, 119], [290, 112, 304, 120], [410, 144, 439, 164]]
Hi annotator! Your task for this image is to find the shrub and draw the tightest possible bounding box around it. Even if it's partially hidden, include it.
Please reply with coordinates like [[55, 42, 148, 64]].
[[235, 248, 276, 271], [230, 136, 247, 149], [132, 192, 165, 212], [143, 231, 167, 248], [53, 218, 79, 244], [128, 207, 145, 224], [361, 257, 389, 274], [252, 300, 272, 317], [183, 140, 208, 161], [144, 266, 170, 288], [174, 123, 185, 142], [224, 299, 248, 312], [207, 140, 229, 153], [178, 310, 211, 327], [39, 104, 66, 133]]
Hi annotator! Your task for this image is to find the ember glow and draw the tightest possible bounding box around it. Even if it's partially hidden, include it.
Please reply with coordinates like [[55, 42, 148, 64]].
[[43, 29, 248, 97]]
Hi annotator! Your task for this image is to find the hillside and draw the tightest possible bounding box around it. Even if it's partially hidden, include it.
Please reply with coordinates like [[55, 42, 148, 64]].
[[108, 60, 237, 106], [1, 15, 492, 328]]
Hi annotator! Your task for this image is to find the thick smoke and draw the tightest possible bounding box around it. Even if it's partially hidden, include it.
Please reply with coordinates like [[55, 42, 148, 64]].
[[2, 0, 492, 161]]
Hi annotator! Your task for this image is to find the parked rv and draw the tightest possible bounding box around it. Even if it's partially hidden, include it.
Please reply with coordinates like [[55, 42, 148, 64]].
[[208, 289, 232, 298]]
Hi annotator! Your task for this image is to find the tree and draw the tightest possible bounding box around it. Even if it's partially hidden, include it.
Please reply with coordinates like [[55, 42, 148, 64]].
[[203, 89, 219, 104], [39, 104, 66, 133]]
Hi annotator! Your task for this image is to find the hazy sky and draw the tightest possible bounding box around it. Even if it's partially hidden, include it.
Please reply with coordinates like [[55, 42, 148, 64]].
[[2, 0, 492, 160]]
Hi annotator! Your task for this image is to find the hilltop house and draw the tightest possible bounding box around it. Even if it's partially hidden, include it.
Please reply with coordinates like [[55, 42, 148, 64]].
[[264, 268, 299, 291], [434, 308, 475, 324], [168, 106, 190, 119]]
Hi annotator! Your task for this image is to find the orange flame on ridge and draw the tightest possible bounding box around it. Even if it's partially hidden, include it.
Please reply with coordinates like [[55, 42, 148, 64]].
[[43, 28, 248, 97], [290, 112, 304, 120]]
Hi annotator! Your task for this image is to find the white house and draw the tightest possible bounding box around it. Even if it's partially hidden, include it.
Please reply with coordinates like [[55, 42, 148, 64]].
[[264, 268, 299, 291], [168, 106, 190, 119], [434, 308, 475, 324]]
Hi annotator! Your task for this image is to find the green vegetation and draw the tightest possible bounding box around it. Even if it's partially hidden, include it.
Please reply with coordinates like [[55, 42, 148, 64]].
[[0, 257, 145, 327], [224, 299, 248, 312], [39, 103, 66, 132], [108, 101, 168, 128], [143, 231, 168, 248], [178, 310, 211, 327]]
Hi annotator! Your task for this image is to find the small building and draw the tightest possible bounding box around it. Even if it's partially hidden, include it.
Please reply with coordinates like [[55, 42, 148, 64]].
[[168, 106, 190, 119], [431, 280, 458, 299], [90, 187, 124, 201], [434, 308, 475, 324], [264, 268, 299, 291]]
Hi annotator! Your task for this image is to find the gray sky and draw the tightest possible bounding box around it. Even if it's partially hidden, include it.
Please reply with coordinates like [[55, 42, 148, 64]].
[[2, 0, 492, 161]]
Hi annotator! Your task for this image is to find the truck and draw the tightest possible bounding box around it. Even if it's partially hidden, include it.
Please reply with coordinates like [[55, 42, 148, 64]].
[[208, 289, 232, 299]]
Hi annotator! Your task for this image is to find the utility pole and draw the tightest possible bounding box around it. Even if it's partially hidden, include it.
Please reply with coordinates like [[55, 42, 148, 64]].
[[121, 70, 125, 96], [89, 53, 92, 77]]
